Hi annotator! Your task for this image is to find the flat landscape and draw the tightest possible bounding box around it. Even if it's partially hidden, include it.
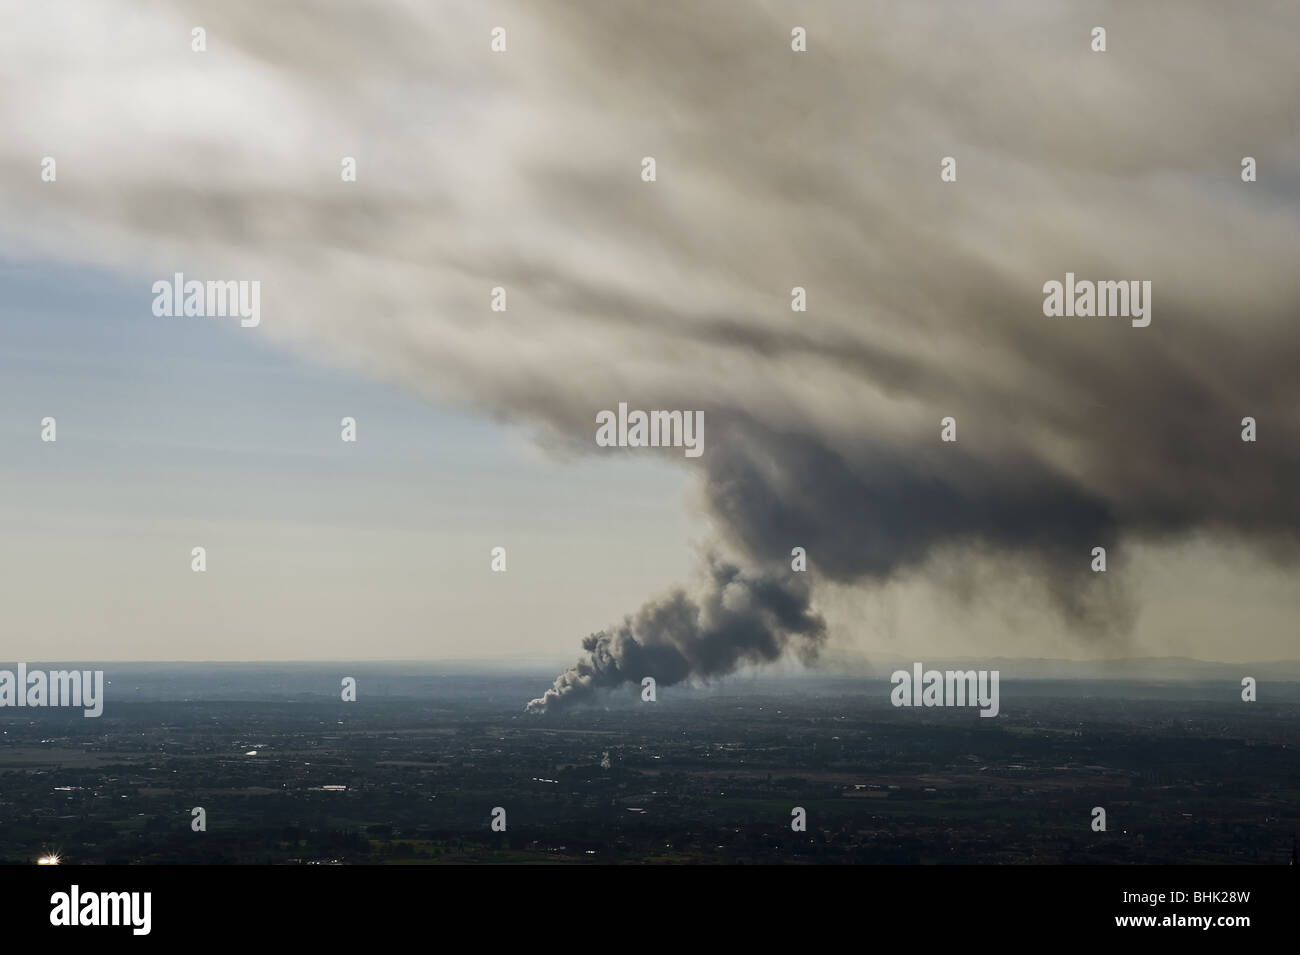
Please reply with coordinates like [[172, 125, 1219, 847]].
[[1, 666, 1294, 865]]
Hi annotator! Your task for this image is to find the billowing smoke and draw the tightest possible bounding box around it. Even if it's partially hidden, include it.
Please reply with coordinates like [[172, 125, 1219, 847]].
[[1, 2, 1298, 691], [526, 557, 825, 713]]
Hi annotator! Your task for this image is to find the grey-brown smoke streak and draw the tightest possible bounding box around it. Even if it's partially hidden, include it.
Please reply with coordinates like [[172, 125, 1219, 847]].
[[0, 2, 1298, 698]]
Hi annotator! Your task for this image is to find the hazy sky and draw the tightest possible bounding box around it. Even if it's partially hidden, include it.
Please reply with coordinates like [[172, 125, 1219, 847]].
[[1, 1, 1297, 665], [0, 261, 695, 661]]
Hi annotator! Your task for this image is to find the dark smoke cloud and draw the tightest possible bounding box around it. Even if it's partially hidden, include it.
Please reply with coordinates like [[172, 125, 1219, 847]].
[[526, 557, 825, 713], [702, 417, 1137, 630], [1, 2, 1298, 687]]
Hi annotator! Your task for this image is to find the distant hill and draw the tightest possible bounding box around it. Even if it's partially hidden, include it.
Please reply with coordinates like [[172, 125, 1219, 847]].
[[793, 653, 1300, 682]]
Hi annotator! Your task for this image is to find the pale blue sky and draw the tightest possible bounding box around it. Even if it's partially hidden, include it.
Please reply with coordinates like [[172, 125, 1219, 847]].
[[0, 260, 695, 661]]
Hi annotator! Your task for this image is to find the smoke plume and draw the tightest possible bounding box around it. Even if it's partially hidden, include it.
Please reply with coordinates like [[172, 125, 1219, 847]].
[[0, 2, 1298, 695], [526, 557, 825, 713]]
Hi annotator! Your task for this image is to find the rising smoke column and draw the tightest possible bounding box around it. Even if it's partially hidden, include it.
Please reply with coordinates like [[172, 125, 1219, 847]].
[[1, 3, 1298, 695], [526, 556, 825, 713], [524, 414, 1138, 714]]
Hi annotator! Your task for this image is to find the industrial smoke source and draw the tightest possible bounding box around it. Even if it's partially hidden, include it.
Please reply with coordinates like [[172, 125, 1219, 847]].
[[526, 558, 825, 713]]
